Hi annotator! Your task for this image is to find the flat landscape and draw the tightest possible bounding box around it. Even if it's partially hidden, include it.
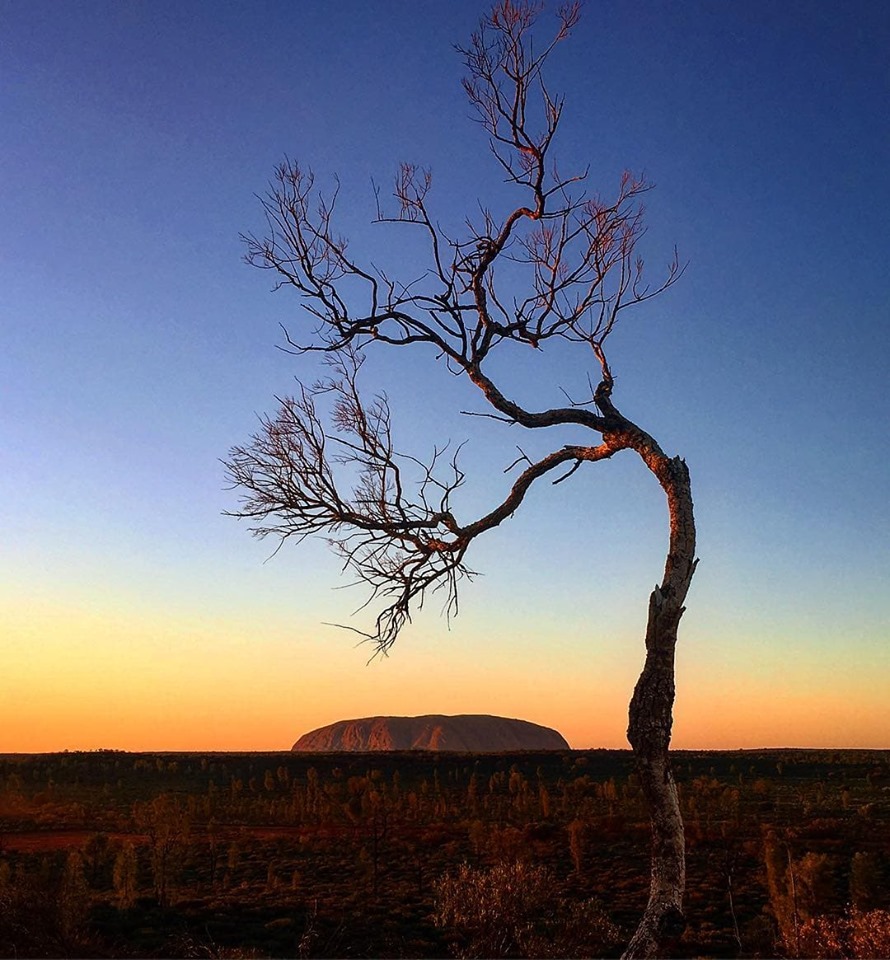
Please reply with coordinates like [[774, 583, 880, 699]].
[[1, 748, 888, 957]]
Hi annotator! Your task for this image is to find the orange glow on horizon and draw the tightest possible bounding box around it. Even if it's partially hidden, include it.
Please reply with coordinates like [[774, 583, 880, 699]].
[[2, 594, 887, 754]]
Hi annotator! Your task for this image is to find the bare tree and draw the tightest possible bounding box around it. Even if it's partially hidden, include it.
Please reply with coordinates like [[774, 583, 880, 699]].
[[225, 3, 696, 956]]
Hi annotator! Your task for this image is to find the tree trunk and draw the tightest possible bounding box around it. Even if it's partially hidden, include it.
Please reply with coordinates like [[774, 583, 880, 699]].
[[623, 452, 697, 959]]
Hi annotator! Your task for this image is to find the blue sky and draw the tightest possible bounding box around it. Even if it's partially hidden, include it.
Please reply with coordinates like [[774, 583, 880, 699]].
[[1, 1, 888, 750]]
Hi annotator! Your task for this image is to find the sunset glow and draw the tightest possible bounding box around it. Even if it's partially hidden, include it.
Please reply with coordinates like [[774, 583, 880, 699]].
[[2, 1, 888, 754]]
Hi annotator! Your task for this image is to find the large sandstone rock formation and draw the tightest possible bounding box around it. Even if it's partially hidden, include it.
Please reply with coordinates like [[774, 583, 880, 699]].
[[291, 714, 569, 752]]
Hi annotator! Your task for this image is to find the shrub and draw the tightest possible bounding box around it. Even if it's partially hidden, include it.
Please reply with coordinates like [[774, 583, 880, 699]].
[[433, 860, 619, 959], [798, 909, 890, 959]]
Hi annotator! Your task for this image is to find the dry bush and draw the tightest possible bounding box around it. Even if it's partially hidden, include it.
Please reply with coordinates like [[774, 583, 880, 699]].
[[0, 856, 95, 957], [433, 859, 619, 959], [161, 930, 268, 958], [797, 909, 890, 959]]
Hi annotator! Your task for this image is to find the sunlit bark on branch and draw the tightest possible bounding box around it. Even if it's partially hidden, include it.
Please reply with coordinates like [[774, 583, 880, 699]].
[[227, 3, 697, 956]]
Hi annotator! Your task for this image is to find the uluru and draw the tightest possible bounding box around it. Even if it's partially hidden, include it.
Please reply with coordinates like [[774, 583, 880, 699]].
[[292, 714, 569, 752]]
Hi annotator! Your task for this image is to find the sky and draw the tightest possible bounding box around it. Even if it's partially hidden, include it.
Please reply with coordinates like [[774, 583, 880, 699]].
[[2, 1, 888, 753]]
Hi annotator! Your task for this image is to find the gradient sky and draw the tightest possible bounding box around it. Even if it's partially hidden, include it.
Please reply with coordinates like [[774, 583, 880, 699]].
[[2, 1, 888, 752]]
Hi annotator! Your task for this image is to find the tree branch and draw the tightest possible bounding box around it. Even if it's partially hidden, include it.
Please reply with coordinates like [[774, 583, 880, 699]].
[[224, 350, 622, 654]]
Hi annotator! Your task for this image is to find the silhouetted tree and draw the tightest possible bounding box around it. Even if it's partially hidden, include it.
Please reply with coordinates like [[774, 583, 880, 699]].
[[133, 793, 190, 906], [59, 851, 90, 949], [226, 3, 696, 955], [568, 818, 585, 877], [81, 831, 112, 889], [850, 852, 881, 913], [112, 841, 138, 909]]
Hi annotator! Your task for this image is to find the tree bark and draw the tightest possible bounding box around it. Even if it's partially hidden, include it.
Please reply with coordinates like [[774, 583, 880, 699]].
[[623, 452, 697, 959]]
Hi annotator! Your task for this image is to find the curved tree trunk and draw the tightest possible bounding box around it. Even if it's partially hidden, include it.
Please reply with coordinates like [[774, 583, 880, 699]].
[[623, 450, 697, 959]]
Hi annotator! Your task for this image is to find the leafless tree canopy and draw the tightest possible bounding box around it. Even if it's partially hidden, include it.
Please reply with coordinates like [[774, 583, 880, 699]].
[[227, 0, 683, 654]]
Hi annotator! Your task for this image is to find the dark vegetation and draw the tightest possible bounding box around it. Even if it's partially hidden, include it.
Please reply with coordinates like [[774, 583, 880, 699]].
[[1, 749, 889, 958]]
